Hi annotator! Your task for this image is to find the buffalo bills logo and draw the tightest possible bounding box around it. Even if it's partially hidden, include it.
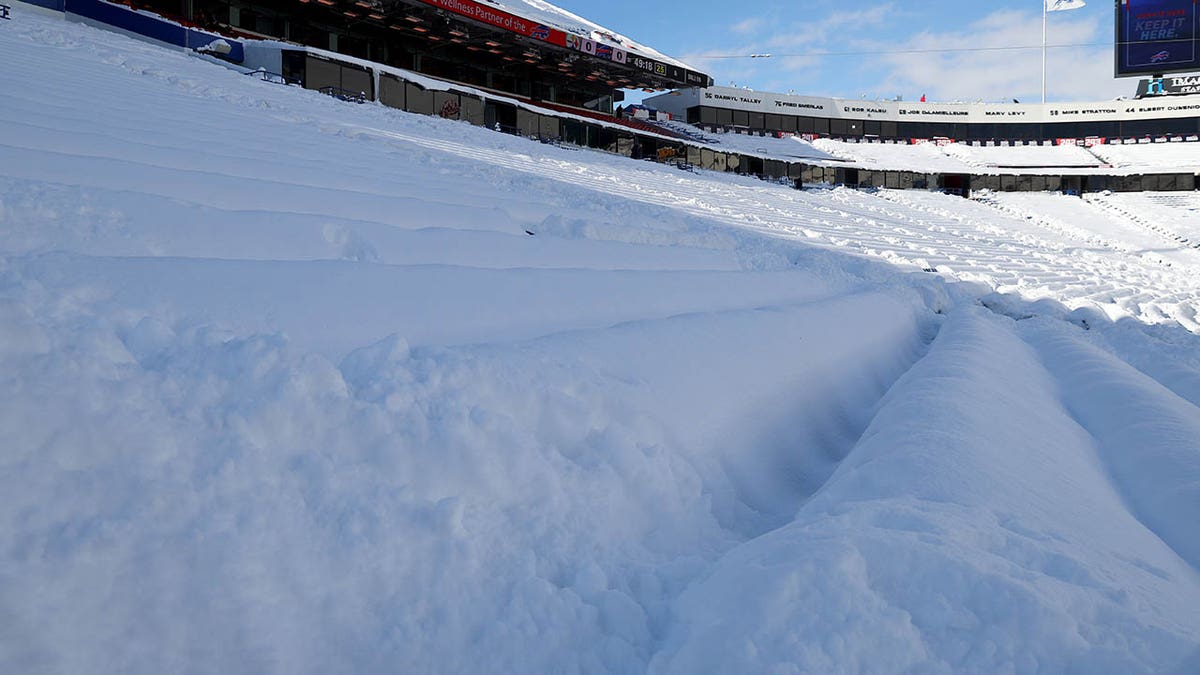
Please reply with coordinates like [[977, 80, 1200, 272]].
[[531, 24, 551, 40], [1152, 50, 1170, 62], [595, 44, 613, 59]]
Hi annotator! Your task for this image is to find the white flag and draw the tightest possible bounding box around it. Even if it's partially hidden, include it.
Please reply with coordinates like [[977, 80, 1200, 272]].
[[1046, 0, 1085, 11]]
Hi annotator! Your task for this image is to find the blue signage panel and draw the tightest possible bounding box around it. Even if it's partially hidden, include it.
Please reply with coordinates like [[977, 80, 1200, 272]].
[[64, 0, 243, 63], [17, 0, 65, 11], [1116, 0, 1200, 77]]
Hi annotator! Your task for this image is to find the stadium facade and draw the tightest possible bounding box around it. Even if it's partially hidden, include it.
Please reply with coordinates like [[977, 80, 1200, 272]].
[[22, 0, 711, 113], [644, 85, 1200, 144]]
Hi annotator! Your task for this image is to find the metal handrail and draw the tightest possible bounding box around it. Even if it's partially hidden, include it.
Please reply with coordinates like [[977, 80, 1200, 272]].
[[245, 68, 293, 85], [317, 86, 369, 104]]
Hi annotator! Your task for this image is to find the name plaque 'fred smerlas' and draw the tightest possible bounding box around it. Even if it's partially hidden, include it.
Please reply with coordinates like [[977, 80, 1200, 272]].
[[0, 5, 11, 20]]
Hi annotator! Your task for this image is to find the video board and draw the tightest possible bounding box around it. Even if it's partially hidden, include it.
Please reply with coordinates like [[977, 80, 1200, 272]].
[[1116, 0, 1200, 77]]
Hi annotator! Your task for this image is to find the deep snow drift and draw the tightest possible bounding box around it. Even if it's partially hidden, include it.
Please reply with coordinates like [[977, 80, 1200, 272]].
[[2, 7, 1199, 674]]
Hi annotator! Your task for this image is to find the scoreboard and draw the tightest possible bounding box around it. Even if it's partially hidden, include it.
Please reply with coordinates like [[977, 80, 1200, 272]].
[[1116, 0, 1200, 77]]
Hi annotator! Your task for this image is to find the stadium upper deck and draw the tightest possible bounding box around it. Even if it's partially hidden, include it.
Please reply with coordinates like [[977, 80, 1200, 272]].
[[23, 0, 710, 112]]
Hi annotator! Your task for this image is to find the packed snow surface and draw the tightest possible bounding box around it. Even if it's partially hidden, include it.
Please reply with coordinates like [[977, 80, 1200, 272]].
[[736, 135, 1200, 175], [814, 137, 984, 173], [2, 7, 1200, 674], [651, 120, 845, 163], [1086, 191, 1200, 247], [940, 142, 1103, 168], [1093, 140, 1200, 172]]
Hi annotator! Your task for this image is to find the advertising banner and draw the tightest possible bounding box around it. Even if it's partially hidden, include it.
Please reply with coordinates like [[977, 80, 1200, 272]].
[[415, 0, 710, 87], [415, 0, 567, 47], [1136, 73, 1200, 95], [1116, 0, 1198, 76]]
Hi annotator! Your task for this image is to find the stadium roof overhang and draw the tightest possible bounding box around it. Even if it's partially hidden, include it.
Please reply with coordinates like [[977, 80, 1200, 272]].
[[299, 0, 712, 90]]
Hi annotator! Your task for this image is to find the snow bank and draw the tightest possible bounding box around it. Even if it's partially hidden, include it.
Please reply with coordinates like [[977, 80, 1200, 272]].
[[1092, 141, 1200, 172], [942, 142, 1103, 168], [813, 138, 972, 173], [654, 308, 1200, 674], [2, 6, 1200, 674], [1020, 319, 1200, 569], [0, 250, 938, 672]]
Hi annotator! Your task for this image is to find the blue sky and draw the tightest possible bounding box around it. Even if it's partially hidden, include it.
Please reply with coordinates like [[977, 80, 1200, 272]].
[[552, 0, 1134, 103]]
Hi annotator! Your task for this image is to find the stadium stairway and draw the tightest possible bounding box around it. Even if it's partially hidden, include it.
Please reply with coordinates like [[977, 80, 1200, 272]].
[[645, 119, 722, 144], [1084, 193, 1200, 249], [528, 100, 691, 140]]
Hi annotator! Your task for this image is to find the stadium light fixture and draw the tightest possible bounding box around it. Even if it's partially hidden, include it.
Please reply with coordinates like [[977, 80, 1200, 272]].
[[403, 15, 422, 22]]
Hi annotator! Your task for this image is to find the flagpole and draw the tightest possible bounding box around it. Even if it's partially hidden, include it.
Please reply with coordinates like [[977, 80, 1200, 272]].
[[1042, 0, 1047, 103]]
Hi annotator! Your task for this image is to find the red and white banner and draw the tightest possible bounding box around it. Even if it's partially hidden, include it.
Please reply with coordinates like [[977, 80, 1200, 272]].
[[415, 0, 567, 47]]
